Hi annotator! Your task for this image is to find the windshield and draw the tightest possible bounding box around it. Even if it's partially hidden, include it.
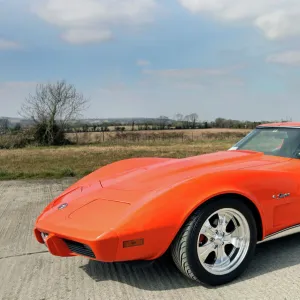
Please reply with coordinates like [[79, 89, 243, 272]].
[[231, 127, 300, 158]]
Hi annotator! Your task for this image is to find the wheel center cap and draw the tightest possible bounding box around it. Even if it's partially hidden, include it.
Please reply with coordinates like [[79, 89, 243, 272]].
[[214, 235, 224, 246]]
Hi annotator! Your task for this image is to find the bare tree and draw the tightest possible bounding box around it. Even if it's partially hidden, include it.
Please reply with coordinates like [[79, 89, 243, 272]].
[[189, 113, 199, 129], [175, 113, 184, 122], [0, 118, 9, 134], [20, 80, 89, 145], [183, 115, 190, 128], [182, 114, 199, 129], [158, 116, 169, 130], [215, 118, 227, 128]]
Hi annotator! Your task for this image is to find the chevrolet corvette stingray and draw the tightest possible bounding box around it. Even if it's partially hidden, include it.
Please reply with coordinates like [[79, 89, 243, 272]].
[[34, 122, 300, 286]]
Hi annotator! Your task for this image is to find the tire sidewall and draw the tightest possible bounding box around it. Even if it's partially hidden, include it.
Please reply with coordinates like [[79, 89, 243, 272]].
[[187, 197, 257, 286]]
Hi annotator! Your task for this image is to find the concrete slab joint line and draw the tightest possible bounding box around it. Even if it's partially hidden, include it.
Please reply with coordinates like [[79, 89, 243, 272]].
[[0, 250, 49, 260]]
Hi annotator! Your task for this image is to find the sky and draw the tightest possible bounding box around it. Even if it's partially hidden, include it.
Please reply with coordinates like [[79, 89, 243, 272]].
[[1, 0, 300, 121]]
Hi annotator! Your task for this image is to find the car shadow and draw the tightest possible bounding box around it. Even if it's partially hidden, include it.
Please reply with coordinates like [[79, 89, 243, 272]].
[[80, 233, 300, 291]]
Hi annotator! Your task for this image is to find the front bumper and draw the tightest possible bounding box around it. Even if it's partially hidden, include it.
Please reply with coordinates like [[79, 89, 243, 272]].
[[34, 228, 119, 262]]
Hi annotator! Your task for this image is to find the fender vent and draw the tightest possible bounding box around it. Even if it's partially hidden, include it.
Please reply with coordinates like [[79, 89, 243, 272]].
[[63, 239, 95, 258]]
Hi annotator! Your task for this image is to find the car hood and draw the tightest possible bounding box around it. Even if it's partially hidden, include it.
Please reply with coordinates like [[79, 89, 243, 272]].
[[100, 150, 283, 191], [46, 150, 283, 209]]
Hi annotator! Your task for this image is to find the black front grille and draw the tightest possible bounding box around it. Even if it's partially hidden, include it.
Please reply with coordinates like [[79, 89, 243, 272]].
[[63, 239, 96, 258]]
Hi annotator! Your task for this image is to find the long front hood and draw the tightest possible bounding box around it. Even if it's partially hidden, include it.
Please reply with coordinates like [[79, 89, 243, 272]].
[[99, 151, 284, 192]]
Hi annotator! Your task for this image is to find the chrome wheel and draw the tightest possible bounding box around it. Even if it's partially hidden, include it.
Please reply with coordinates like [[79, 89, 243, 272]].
[[197, 208, 250, 276]]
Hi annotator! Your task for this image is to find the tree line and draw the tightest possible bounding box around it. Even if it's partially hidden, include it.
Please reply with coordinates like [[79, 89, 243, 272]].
[[0, 80, 286, 146], [65, 117, 264, 134]]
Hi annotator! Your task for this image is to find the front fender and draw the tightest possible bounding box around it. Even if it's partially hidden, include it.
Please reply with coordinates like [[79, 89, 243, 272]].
[[115, 170, 267, 260]]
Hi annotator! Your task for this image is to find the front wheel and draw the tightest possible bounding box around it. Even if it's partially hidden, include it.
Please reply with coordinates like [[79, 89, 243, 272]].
[[171, 197, 257, 286]]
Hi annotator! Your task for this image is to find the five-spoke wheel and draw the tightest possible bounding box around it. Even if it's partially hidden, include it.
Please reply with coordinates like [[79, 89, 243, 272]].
[[197, 208, 250, 276], [171, 196, 257, 286]]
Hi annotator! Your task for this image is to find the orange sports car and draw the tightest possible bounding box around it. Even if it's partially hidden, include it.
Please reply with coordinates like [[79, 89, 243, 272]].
[[34, 122, 300, 286]]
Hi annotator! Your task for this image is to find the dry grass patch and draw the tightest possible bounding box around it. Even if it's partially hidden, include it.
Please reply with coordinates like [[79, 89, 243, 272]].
[[66, 129, 249, 144], [0, 137, 241, 180]]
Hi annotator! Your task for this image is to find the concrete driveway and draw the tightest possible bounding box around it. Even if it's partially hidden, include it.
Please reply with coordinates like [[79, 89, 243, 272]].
[[0, 179, 299, 300]]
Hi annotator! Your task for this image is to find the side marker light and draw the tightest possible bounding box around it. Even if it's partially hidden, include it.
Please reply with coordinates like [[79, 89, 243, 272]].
[[123, 239, 144, 248]]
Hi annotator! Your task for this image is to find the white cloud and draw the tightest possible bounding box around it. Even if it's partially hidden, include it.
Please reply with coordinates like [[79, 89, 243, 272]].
[[255, 11, 300, 40], [137, 59, 151, 66], [267, 51, 300, 66], [32, 0, 157, 44], [0, 39, 20, 50], [178, 0, 300, 40]]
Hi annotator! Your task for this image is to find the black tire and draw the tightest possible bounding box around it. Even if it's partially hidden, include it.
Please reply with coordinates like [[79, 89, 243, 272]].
[[171, 196, 257, 286]]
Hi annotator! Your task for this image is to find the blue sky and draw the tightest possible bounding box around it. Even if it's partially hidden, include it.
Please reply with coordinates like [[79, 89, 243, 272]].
[[1, 0, 300, 121]]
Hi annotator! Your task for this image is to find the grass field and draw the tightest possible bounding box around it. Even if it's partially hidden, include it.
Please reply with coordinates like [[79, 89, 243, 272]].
[[0, 132, 246, 180], [66, 128, 249, 144]]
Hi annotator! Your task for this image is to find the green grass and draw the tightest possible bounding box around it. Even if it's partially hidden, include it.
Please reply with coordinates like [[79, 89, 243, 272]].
[[0, 138, 240, 180]]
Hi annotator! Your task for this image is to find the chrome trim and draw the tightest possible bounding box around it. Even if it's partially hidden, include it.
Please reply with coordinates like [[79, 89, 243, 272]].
[[258, 224, 300, 244]]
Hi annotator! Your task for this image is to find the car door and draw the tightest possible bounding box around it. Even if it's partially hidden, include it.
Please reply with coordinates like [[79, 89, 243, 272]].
[[270, 157, 300, 232]]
